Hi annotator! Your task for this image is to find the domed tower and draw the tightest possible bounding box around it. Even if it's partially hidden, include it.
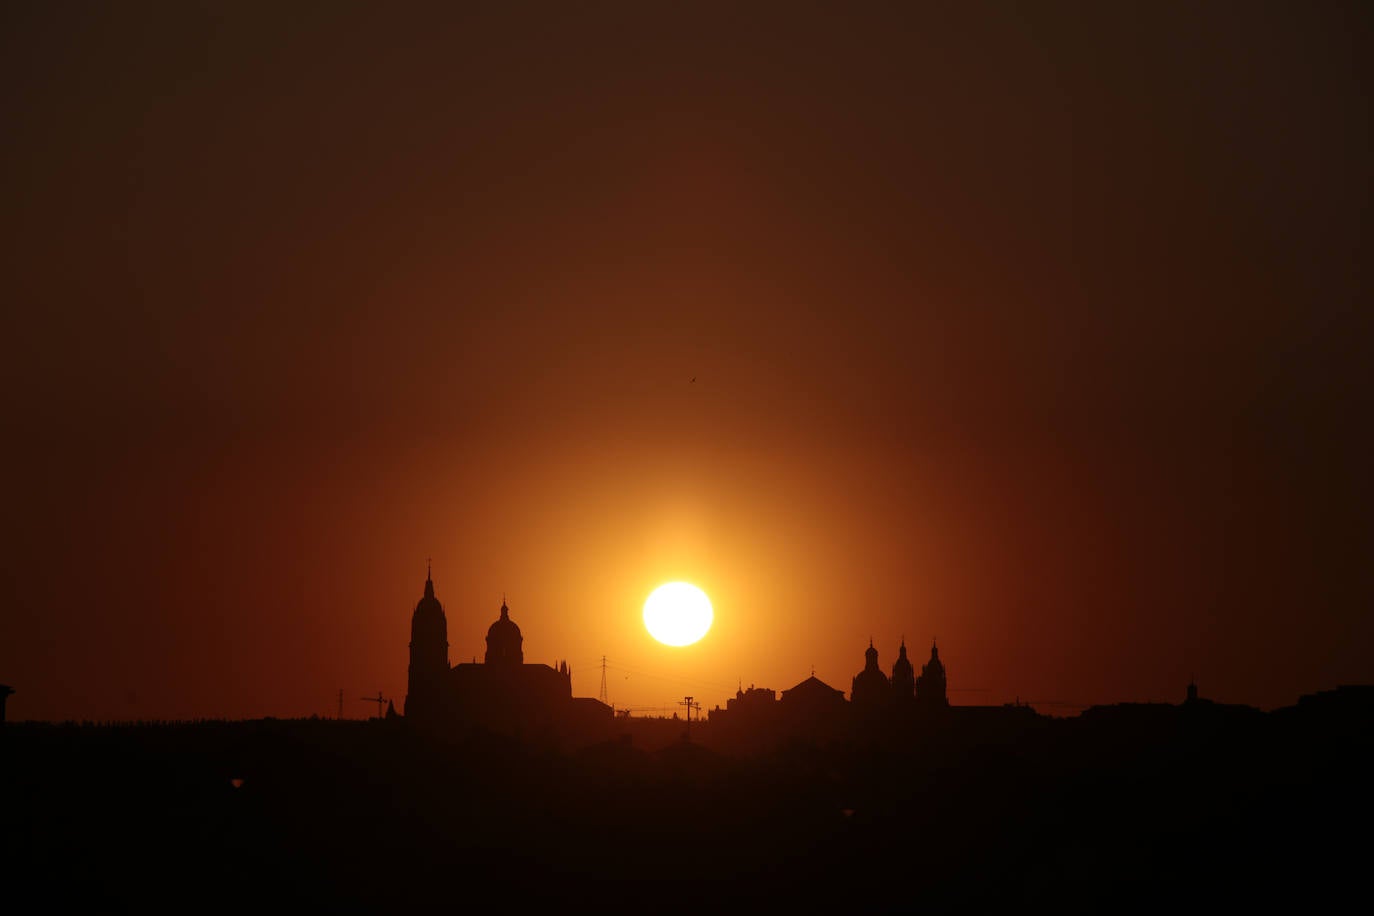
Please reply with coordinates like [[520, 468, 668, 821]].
[[891, 638, 915, 701], [405, 564, 449, 719], [915, 639, 949, 708], [850, 638, 891, 708], [485, 598, 524, 666]]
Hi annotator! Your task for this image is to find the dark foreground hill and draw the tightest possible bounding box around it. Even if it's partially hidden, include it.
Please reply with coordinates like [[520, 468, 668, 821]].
[[2, 699, 1370, 913]]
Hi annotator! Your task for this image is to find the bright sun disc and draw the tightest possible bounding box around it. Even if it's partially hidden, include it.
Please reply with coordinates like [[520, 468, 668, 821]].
[[643, 582, 713, 646]]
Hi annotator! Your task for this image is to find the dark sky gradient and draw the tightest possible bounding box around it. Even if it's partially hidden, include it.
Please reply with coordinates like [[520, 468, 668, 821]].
[[3, 2, 1370, 720]]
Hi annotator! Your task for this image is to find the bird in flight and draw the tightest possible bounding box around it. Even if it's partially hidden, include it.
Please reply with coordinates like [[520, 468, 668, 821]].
[[690, 377, 696, 383]]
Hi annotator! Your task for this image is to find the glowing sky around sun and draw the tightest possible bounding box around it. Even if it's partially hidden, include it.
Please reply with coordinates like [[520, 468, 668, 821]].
[[1, 3, 1371, 722]]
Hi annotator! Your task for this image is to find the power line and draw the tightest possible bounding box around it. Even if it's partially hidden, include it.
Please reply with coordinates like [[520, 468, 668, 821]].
[[598, 660, 734, 692]]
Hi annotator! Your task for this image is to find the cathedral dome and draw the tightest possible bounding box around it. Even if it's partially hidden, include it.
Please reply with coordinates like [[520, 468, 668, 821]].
[[485, 601, 521, 641], [851, 638, 891, 707], [485, 599, 524, 665]]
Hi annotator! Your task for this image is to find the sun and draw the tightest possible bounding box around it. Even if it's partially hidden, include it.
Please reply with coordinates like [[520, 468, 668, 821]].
[[643, 582, 714, 647]]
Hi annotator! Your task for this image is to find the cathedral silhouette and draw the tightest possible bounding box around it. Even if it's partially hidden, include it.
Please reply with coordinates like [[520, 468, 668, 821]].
[[404, 567, 611, 738], [851, 637, 950, 710]]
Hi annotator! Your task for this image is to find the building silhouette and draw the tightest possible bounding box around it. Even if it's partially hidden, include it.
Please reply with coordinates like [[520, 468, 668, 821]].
[[404, 566, 449, 721], [891, 639, 915, 701], [781, 673, 847, 712], [851, 638, 891, 710], [708, 639, 977, 746], [916, 640, 949, 708], [404, 568, 610, 740], [778, 672, 849, 742]]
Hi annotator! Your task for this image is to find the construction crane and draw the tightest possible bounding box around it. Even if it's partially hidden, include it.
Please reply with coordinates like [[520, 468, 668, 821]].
[[360, 691, 386, 719]]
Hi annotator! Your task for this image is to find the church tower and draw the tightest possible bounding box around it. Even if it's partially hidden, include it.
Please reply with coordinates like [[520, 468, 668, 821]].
[[850, 638, 891, 708], [891, 638, 915, 701], [405, 564, 449, 719], [915, 639, 949, 708]]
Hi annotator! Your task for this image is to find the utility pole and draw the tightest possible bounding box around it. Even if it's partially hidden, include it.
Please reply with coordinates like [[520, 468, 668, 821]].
[[679, 696, 701, 740], [599, 656, 608, 706]]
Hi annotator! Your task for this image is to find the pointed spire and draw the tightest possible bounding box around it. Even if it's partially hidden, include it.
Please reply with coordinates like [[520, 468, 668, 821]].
[[500, 594, 509, 619], [423, 560, 435, 599]]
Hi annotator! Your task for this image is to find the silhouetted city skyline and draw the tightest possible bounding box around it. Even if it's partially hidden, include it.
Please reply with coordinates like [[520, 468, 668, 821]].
[[4, 3, 1371, 726], [4, 4, 1370, 907]]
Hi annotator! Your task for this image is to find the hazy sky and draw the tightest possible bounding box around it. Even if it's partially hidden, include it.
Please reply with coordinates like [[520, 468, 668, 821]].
[[2, 2, 1370, 721]]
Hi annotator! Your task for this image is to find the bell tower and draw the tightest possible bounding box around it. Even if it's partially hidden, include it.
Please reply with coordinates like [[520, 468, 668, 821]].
[[850, 638, 891, 708], [915, 639, 949, 708], [891, 638, 915, 700], [405, 562, 449, 719]]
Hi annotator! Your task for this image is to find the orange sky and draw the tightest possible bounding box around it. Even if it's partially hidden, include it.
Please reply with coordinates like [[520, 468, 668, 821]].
[[2, 3, 1371, 721]]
